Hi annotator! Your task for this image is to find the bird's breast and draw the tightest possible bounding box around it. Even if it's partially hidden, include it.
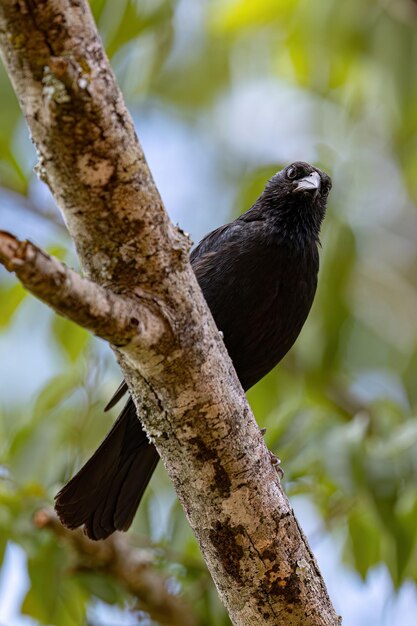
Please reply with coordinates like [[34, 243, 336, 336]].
[[196, 240, 318, 391]]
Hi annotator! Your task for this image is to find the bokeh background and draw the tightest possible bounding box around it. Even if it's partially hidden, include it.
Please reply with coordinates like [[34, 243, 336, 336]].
[[1, 0, 417, 624]]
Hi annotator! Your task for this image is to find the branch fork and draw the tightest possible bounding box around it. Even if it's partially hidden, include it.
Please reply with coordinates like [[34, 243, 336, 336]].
[[0, 230, 164, 350]]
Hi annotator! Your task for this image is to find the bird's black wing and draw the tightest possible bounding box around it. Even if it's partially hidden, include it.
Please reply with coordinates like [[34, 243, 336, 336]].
[[190, 197, 266, 263], [104, 379, 129, 411], [190, 222, 241, 262], [191, 216, 318, 390], [104, 223, 247, 413]]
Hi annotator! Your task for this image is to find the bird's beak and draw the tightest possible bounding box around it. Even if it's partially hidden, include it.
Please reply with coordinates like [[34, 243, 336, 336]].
[[294, 171, 321, 194]]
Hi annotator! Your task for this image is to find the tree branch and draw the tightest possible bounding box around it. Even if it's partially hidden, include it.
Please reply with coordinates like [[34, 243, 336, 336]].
[[0, 1, 341, 624], [34, 509, 196, 626], [0, 230, 163, 348]]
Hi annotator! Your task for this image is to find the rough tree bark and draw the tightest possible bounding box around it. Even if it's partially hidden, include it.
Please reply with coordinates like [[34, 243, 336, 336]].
[[0, 2, 341, 625]]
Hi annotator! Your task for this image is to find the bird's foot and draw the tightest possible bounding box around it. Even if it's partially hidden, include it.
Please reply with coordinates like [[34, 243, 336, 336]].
[[260, 428, 284, 478], [269, 451, 284, 479]]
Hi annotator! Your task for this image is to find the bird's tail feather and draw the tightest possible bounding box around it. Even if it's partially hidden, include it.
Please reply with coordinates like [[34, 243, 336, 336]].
[[54, 398, 159, 540]]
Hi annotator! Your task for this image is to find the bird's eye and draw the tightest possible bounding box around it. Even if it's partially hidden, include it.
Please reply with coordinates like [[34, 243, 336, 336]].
[[286, 166, 298, 180]]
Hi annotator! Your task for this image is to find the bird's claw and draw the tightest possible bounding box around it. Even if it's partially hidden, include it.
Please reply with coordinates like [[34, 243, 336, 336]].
[[260, 428, 284, 478], [269, 451, 284, 479]]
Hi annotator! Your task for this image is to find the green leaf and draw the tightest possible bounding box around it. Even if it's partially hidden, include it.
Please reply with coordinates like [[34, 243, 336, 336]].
[[347, 508, 381, 579], [0, 533, 8, 566], [46, 245, 69, 261], [77, 572, 124, 605], [209, 0, 297, 34], [0, 282, 26, 328], [393, 488, 417, 585], [22, 536, 88, 626], [52, 315, 90, 362], [33, 373, 80, 421]]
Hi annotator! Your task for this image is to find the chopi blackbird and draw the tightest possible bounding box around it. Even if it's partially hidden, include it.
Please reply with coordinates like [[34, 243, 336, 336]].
[[55, 161, 331, 540]]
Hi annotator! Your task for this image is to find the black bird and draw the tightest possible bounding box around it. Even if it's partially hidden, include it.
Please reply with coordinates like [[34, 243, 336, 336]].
[[55, 161, 331, 540]]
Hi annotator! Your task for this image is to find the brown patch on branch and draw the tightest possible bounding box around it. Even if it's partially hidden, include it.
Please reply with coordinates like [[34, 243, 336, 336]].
[[34, 509, 196, 626]]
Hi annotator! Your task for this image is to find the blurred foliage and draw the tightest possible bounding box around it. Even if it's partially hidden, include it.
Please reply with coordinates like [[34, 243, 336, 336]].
[[1, 0, 417, 624]]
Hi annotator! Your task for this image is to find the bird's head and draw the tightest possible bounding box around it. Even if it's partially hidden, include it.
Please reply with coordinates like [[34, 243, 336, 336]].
[[262, 161, 332, 242]]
